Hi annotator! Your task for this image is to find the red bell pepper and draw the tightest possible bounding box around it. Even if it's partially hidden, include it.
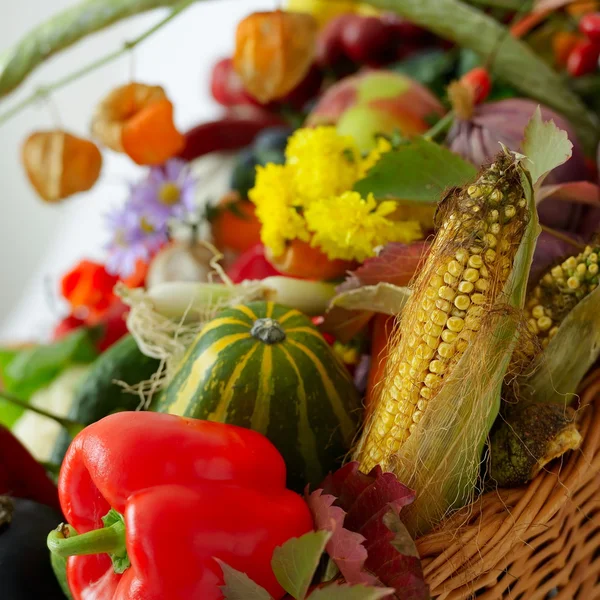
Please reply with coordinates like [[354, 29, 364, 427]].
[[47, 412, 313, 600]]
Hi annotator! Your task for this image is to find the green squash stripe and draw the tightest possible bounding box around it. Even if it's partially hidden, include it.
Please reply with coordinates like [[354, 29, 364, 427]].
[[250, 344, 272, 433], [201, 317, 253, 334], [286, 339, 357, 445], [277, 308, 303, 325], [208, 343, 259, 422], [169, 333, 251, 416], [232, 304, 259, 322], [285, 326, 325, 341], [278, 345, 322, 486]]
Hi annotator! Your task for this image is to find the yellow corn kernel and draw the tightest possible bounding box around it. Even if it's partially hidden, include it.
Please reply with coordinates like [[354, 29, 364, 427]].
[[454, 295, 471, 311], [458, 281, 474, 294]]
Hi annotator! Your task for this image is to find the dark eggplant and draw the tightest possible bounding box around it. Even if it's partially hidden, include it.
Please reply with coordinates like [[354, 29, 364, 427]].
[[0, 496, 67, 599]]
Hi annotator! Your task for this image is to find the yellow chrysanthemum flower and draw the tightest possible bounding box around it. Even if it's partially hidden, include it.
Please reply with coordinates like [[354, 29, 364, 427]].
[[249, 163, 309, 257], [285, 126, 362, 207], [304, 191, 422, 262]]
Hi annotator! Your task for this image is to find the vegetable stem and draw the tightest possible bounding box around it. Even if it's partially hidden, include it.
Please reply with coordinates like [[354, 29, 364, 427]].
[[48, 521, 126, 558], [0, 0, 196, 125], [423, 111, 455, 141], [0, 391, 85, 438]]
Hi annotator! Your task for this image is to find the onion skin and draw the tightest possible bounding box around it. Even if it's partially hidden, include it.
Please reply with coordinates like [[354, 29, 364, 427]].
[[448, 99, 589, 185], [448, 98, 591, 231]]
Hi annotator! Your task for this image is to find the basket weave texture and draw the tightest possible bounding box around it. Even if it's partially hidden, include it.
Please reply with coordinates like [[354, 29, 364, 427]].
[[416, 371, 600, 599]]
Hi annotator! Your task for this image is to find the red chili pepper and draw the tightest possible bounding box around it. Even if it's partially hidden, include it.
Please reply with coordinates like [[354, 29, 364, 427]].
[[567, 39, 600, 76], [0, 424, 60, 512], [226, 243, 281, 283], [580, 13, 600, 44], [48, 412, 313, 600]]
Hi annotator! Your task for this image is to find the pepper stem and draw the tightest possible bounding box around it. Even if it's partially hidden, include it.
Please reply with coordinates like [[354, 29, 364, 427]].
[[48, 520, 126, 558]]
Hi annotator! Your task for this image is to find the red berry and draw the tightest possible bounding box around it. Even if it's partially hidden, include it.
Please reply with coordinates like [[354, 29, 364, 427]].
[[460, 67, 492, 104], [210, 58, 258, 107], [341, 15, 393, 64], [567, 40, 600, 76], [316, 14, 358, 68], [579, 13, 600, 44]]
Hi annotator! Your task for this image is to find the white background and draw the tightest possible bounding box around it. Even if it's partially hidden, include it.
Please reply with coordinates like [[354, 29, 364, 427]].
[[0, 0, 273, 342]]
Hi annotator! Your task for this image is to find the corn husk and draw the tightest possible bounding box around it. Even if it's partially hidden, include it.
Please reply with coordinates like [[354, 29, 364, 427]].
[[356, 156, 539, 537]]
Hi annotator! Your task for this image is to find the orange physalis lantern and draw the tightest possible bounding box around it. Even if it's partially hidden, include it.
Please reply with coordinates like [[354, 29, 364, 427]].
[[234, 10, 318, 104], [21, 131, 102, 202], [91, 82, 184, 165]]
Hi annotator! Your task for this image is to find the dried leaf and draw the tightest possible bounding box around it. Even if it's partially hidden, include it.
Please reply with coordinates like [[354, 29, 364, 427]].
[[311, 463, 428, 600], [354, 139, 477, 203], [520, 284, 600, 406], [217, 560, 273, 600], [342, 243, 431, 290], [533, 0, 573, 11], [537, 181, 600, 205], [320, 309, 374, 345], [271, 531, 331, 600], [331, 284, 411, 316], [309, 584, 395, 600], [521, 106, 573, 187]]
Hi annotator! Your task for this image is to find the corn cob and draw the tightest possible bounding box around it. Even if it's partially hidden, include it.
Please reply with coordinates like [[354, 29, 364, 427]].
[[525, 246, 600, 348], [357, 153, 530, 473]]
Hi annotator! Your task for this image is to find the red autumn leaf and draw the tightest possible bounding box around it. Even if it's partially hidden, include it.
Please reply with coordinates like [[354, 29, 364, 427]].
[[308, 463, 429, 600], [340, 242, 430, 291], [537, 181, 600, 205]]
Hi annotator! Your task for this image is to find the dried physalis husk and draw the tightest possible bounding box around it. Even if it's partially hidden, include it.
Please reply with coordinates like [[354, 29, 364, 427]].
[[22, 131, 102, 202], [91, 82, 168, 152], [234, 10, 318, 103]]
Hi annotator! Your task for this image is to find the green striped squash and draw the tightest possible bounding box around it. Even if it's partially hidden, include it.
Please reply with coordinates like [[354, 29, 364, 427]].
[[156, 301, 362, 490]]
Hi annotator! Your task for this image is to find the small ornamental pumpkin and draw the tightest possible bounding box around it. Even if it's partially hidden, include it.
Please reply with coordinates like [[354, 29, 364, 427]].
[[91, 82, 184, 165], [21, 130, 102, 202], [156, 301, 362, 491], [234, 10, 318, 103]]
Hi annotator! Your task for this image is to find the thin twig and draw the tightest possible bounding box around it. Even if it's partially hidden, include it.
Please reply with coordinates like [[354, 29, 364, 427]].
[[0, 0, 195, 127], [541, 224, 586, 250]]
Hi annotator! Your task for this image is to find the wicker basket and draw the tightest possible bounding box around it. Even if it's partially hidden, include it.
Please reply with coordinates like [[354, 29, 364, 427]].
[[416, 371, 600, 599]]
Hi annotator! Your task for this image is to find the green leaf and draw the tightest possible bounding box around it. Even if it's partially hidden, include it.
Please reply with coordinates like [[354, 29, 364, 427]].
[[520, 106, 573, 187], [4, 328, 98, 398], [391, 49, 457, 96], [309, 584, 394, 600], [271, 530, 331, 600], [354, 138, 477, 203], [330, 283, 411, 316], [0, 329, 99, 428], [216, 560, 273, 600], [395, 157, 540, 536], [519, 284, 600, 407], [362, 0, 599, 153]]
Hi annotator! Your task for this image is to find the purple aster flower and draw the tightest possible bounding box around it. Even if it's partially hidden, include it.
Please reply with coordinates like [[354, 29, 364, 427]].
[[105, 205, 168, 278], [130, 159, 196, 228]]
